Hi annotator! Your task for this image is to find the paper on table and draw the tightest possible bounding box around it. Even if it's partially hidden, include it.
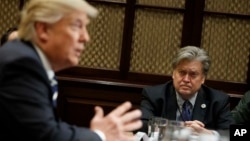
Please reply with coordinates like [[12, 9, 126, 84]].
[[134, 131, 159, 141]]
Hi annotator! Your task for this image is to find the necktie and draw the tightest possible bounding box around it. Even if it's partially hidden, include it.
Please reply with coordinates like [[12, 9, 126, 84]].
[[181, 100, 192, 121], [50, 76, 58, 108]]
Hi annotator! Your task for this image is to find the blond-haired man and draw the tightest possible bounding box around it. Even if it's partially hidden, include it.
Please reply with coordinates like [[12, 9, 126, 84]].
[[0, 0, 142, 140]]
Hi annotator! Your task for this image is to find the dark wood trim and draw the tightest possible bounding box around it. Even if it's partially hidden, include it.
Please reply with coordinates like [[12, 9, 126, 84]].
[[119, 0, 136, 79], [205, 80, 248, 94], [181, 0, 195, 47], [56, 67, 121, 80], [204, 11, 250, 18], [190, 0, 205, 46], [247, 51, 250, 88], [181, 0, 205, 47], [88, 0, 126, 4], [57, 76, 147, 89], [19, 0, 25, 10], [135, 4, 185, 12]]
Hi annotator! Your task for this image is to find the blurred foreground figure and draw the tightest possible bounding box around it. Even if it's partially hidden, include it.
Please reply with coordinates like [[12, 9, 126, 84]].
[[0, 0, 142, 140]]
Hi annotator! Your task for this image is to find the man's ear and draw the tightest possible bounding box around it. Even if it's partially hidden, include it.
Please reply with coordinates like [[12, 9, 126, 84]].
[[172, 70, 175, 79], [34, 22, 49, 42], [201, 75, 205, 84]]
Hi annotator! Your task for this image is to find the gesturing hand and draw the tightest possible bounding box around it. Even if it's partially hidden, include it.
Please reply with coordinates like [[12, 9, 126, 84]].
[[90, 101, 142, 141]]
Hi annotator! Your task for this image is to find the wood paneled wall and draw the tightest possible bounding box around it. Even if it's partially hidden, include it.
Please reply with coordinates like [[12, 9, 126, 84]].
[[1, 0, 249, 128]]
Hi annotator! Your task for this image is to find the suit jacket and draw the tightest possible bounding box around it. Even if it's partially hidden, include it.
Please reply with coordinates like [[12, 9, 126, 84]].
[[0, 40, 101, 141], [231, 90, 250, 124], [139, 81, 234, 135]]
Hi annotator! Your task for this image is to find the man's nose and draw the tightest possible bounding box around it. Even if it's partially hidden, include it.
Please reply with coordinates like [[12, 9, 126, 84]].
[[80, 29, 90, 43], [183, 74, 191, 82]]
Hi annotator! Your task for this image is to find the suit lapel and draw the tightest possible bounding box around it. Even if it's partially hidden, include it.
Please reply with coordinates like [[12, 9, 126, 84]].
[[164, 86, 178, 120], [192, 88, 209, 122], [22, 41, 57, 111]]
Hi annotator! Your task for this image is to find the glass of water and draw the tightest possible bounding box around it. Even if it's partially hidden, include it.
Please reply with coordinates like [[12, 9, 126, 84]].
[[148, 117, 168, 141], [163, 120, 193, 141]]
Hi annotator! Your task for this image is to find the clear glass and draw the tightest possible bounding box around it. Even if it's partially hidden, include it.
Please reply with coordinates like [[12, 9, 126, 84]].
[[148, 117, 168, 141], [163, 120, 193, 141]]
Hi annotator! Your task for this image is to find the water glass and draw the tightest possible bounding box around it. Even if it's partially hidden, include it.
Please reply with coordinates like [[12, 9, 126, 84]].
[[163, 120, 192, 141], [148, 117, 168, 141]]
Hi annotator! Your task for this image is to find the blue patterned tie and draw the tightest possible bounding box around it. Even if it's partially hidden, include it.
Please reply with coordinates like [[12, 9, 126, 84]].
[[181, 100, 192, 121], [51, 76, 58, 108]]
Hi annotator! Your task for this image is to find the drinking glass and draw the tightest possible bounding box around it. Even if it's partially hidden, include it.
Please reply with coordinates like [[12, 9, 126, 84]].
[[163, 120, 192, 141], [148, 117, 168, 141]]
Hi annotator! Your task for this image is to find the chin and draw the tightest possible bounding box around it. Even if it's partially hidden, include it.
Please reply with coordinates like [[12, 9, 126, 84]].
[[179, 90, 191, 95], [72, 62, 79, 66], [70, 58, 79, 66]]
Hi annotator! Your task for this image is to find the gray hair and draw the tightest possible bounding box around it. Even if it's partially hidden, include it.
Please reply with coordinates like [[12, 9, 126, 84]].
[[18, 0, 98, 41], [172, 46, 211, 76]]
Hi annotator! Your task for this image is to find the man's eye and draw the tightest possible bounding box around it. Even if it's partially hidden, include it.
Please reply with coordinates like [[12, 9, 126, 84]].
[[71, 23, 82, 29], [179, 71, 186, 75], [190, 73, 199, 78], [190, 74, 197, 78]]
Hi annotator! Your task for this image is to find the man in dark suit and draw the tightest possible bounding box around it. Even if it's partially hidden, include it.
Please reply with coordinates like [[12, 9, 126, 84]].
[[138, 46, 234, 135], [0, 0, 142, 141]]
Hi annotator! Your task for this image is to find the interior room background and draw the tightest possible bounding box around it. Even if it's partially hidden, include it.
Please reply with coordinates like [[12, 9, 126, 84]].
[[1, 0, 250, 127]]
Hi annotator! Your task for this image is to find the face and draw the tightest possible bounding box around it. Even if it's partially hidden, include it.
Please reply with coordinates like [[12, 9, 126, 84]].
[[172, 59, 205, 99], [36, 10, 90, 71]]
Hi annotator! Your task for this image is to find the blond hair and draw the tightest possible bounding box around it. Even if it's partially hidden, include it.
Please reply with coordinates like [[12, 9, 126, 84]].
[[18, 0, 98, 41]]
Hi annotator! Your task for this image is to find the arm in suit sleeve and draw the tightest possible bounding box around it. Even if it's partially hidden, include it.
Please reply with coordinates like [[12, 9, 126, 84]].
[[215, 94, 235, 130], [209, 92, 234, 137], [136, 84, 167, 133], [231, 91, 250, 124], [0, 57, 101, 141], [138, 88, 156, 133]]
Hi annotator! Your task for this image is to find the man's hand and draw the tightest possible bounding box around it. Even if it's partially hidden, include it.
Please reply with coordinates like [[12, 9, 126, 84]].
[[90, 101, 142, 141], [185, 120, 213, 134]]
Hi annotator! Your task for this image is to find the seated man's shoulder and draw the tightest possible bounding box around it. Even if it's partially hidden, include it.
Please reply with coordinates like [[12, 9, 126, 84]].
[[201, 85, 229, 98]]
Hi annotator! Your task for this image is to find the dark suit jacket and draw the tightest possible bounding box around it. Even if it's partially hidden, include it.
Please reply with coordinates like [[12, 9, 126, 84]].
[[231, 90, 250, 124], [138, 81, 234, 135], [0, 40, 101, 141]]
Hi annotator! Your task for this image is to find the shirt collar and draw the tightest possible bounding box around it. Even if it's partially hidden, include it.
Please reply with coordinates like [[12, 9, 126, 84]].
[[176, 91, 198, 108], [33, 44, 54, 81]]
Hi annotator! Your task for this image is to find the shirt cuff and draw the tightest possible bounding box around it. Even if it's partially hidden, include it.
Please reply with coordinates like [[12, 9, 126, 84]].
[[94, 129, 106, 141]]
